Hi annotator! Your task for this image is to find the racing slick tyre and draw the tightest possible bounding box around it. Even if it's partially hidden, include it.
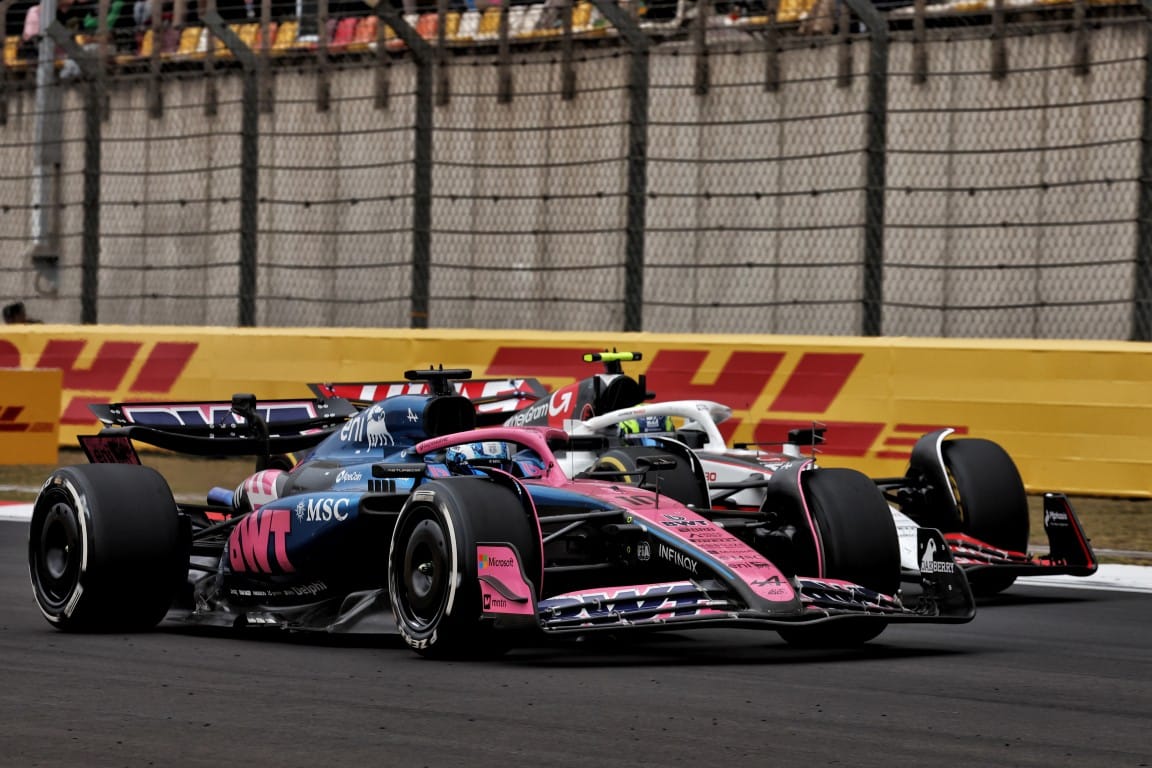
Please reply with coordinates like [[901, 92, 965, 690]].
[[777, 468, 899, 648], [28, 464, 186, 632], [388, 477, 540, 659], [591, 446, 709, 510], [942, 438, 1029, 596]]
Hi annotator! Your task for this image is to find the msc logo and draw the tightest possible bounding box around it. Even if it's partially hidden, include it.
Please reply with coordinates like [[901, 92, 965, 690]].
[[294, 497, 352, 523]]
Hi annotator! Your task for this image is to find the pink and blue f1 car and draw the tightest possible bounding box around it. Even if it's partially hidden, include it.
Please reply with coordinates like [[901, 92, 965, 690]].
[[28, 369, 975, 658]]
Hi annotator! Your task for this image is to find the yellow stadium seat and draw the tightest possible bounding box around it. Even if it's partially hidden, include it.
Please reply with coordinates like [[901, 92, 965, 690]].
[[777, 0, 815, 23], [239, 23, 261, 47], [4, 36, 27, 70], [476, 6, 502, 40], [171, 25, 204, 59], [272, 19, 299, 52], [444, 11, 461, 39], [137, 28, 154, 57], [572, 1, 593, 28]]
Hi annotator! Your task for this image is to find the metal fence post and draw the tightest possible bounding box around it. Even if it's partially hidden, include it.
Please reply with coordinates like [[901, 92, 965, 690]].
[[843, 0, 889, 336], [591, 0, 650, 332], [764, 0, 780, 92], [1, 0, 13, 126], [48, 23, 103, 323], [561, 0, 576, 101], [694, 0, 710, 96], [317, 0, 331, 112], [204, 12, 260, 327], [375, 5, 435, 329], [1133, 2, 1152, 340]]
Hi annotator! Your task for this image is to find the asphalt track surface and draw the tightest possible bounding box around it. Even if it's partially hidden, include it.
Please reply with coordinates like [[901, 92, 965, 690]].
[[1, 520, 1149, 768]]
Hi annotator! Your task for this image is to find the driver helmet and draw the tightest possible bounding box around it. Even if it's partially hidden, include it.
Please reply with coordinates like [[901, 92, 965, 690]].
[[618, 415, 675, 436], [445, 441, 510, 467]]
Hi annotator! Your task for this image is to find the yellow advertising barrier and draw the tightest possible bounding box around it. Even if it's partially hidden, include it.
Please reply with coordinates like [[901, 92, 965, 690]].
[[1, 324, 1150, 497], [0, 368, 62, 465]]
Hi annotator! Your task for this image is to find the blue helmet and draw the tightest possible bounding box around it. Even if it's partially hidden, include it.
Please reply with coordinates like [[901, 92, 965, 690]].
[[445, 441, 511, 466]]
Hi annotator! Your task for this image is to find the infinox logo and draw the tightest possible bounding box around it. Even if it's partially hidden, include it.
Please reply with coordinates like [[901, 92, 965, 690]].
[[0, 338, 197, 427], [485, 346, 968, 460]]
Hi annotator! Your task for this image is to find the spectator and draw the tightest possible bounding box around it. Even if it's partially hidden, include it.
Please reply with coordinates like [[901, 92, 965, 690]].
[[3, 302, 42, 324], [133, 0, 150, 28], [19, 2, 42, 60], [82, 0, 125, 31]]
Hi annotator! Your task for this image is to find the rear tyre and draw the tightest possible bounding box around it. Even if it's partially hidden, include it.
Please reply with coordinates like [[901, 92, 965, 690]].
[[943, 438, 1029, 596], [388, 478, 539, 659], [591, 446, 709, 510], [28, 464, 186, 632], [778, 468, 898, 648]]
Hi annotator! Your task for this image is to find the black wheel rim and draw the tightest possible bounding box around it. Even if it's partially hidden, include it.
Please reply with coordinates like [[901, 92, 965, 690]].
[[31, 496, 83, 611], [397, 515, 450, 629]]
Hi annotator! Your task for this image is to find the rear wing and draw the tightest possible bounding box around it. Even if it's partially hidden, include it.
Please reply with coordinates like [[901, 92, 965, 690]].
[[84, 394, 358, 459], [307, 377, 549, 420]]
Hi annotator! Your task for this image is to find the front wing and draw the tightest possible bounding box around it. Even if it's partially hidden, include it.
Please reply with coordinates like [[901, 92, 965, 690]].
[[947, 493, 1098, 579], [482, 528, 975, 636]]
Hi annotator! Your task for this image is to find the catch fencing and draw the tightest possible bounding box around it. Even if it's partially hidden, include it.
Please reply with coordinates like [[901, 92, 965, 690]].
[[1, 0, 1150, 338]]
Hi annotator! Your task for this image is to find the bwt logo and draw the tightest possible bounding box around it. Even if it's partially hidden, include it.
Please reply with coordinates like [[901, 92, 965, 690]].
[[0, 338, 198, 427], [485, 346, 969, 460]]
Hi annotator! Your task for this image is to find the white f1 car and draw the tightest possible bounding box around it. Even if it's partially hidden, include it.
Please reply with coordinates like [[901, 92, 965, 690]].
[[504, 352, 1099, 596]]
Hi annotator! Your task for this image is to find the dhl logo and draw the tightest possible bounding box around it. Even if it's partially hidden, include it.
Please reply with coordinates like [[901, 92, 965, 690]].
[[0, 405, 54, 434], [0, 339, 197, 428], [1, 336, 967, 462], [484, 347, 968, 460]]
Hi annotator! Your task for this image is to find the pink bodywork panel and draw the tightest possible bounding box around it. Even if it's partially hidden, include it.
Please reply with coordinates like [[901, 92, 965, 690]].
[[577, 482, 797, 603], [418, 426, 797, 603], [477, 544, 537, 616]]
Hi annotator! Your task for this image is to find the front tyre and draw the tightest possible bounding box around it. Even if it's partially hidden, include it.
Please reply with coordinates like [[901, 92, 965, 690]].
[[943, 438, 1029, 596], [388, 478, 538, 659], [778, 468, 899, 648], [28, 464, 186, 632]]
